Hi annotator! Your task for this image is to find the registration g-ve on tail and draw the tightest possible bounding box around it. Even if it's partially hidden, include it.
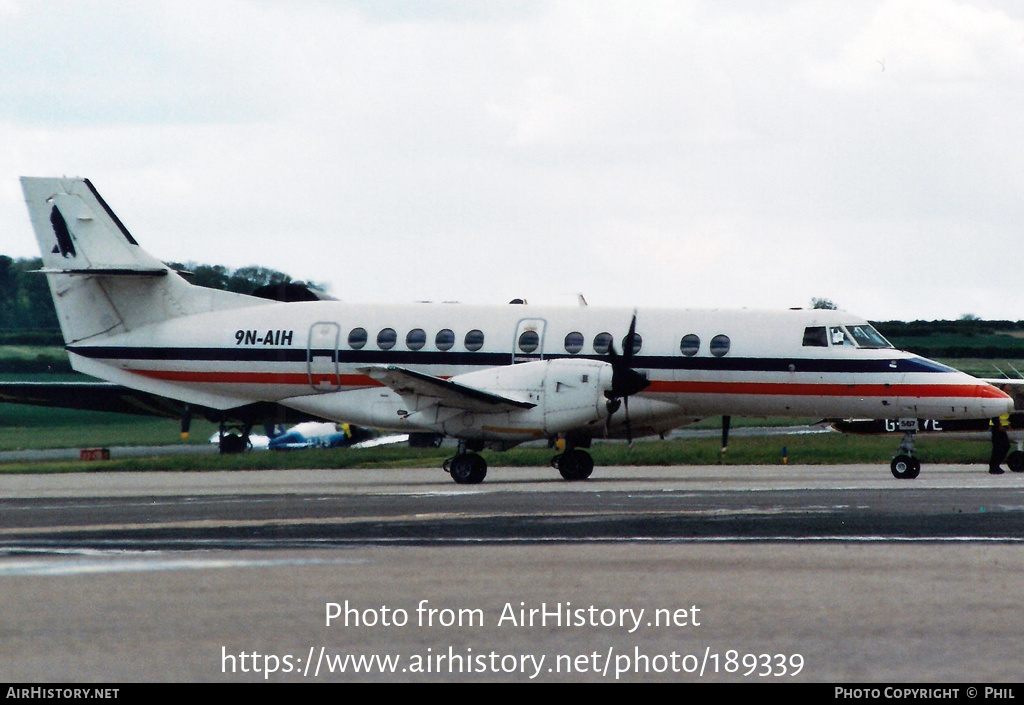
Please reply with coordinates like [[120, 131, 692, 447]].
[[21, 177, 1013, 483]]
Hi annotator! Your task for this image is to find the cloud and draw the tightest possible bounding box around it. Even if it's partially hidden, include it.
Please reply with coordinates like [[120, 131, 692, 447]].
[[4, 0, 1024, 320]]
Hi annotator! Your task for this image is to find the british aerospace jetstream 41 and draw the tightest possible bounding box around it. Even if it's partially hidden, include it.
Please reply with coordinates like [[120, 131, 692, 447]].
[[21, 177, 1013, 483]]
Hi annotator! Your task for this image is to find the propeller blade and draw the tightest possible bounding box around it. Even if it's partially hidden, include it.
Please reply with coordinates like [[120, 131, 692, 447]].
[[603, 312, 650, 440], [624, 395, 633, 444], [623, 312, 638, 367]]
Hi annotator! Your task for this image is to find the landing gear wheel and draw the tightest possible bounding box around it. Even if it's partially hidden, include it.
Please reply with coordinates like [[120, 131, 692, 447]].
[[218, 430, 249, 454], [448, 453, 487, 484], [557, 449, 594, 481], [890, 454, 921, 480], [1008, 450, 1024, 473]]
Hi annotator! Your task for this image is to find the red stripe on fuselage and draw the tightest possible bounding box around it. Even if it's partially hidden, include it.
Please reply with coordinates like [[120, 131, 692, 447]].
[[129, 369, 1003, 400], [645, 380, 1005, 399]]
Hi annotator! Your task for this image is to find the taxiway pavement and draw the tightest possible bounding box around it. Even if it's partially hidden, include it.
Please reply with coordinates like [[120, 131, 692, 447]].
[[1, 463, 1022, 683]]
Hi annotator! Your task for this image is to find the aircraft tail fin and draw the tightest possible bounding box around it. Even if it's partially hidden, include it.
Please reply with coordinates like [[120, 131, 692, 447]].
[[21, 177, 257, 345]]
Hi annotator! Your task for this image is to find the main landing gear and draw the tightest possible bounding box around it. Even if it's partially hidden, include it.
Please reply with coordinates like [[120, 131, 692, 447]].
[[444, 440, 487, 485], [550, 448, 595, 481], [218, 421, 252, 454], [890, 430, 921, 480], [442, 438, 597, 484]]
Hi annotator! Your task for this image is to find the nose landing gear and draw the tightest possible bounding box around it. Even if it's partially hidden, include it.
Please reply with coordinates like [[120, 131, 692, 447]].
[[890, 430, 921, 479]]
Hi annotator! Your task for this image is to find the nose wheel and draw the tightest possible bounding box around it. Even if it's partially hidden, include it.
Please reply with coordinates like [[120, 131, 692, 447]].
[[890, 430, 920, 479], [1007, 450, 1024, 473], [890, 454, 921, 479]]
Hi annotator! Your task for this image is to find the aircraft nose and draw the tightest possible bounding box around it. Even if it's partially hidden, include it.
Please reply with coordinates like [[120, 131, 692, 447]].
[[976, 383, 1015, 417]]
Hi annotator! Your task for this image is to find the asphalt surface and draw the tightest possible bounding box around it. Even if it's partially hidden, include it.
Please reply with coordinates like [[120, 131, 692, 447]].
[[1, 463, 1023, 683]]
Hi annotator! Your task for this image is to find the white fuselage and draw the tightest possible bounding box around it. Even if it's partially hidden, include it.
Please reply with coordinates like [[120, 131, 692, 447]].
[[65, 301, 1013, 443]]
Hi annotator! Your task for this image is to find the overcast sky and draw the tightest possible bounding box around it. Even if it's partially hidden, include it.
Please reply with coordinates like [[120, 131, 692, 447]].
[[3, 0, 1023, 321]]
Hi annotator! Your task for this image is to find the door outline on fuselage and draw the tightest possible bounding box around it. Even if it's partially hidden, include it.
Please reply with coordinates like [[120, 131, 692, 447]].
[[512, 318, 547, 364], [308, 321, 341, 391]]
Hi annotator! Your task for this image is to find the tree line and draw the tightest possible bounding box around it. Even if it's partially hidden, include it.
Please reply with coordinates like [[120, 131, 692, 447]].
[[0, 256, 321, 345]]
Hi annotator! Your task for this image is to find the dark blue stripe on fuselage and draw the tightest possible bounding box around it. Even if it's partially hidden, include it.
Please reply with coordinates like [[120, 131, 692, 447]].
[[65, 345, 959, 375]]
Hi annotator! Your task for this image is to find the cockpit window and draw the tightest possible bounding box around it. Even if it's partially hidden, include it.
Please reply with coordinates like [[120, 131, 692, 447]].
[[805, 323, 891, 349], [802, 326, 828, 347], [847, 324, 892, 349], [830, 326, 854, 346]]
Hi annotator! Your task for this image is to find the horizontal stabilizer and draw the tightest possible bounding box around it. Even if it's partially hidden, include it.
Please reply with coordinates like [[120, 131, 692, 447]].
[[361, 365, 536, 412]]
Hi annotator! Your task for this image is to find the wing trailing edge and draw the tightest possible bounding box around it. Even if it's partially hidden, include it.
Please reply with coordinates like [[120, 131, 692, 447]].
[[360, 365, 536, 412]]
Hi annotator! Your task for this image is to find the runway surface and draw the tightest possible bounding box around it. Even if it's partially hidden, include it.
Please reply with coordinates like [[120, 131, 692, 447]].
[[2, 463, 1023, 682]]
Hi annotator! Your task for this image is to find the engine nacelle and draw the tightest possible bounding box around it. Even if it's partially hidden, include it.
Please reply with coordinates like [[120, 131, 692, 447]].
[[439, 358, 615, 441]]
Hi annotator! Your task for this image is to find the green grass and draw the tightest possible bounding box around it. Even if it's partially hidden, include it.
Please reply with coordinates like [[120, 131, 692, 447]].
[[0, 403, 219, 451], [0, 431, 995, 475]]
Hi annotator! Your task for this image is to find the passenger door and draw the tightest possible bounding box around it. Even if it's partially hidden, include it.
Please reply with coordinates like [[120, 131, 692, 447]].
[[308, 322, 341, 391]]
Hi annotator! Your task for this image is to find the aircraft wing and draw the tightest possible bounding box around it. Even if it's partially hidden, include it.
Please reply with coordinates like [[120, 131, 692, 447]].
[[360, 365, 536, 413]]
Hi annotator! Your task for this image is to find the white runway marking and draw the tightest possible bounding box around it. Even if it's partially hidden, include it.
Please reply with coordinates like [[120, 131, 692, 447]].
[[0, 551, 368, 577]]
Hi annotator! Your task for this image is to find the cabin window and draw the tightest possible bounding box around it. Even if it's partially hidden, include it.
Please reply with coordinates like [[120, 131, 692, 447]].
[[593, 332, 613, 354], [435, 329, 455, 351], [623, 332, 642, 355], [680, 334, 700, 357], [710, 334, 731, 357], [564, 331, 584, 354], [377, 328, 397, 350], [406, 328, 426, 351], [348, 327, 367, 350], [465, 329, 485, 352], [518, 330, 540, 353], [802, 326, 828, 347]]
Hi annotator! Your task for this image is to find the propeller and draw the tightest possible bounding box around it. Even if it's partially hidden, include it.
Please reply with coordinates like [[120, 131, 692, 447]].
[[604, 312, 650, 442]]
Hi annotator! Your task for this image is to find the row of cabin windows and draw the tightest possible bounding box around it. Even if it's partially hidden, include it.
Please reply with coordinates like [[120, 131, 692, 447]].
[[343, 327, 732, 357], [347, 327, 484, 352]]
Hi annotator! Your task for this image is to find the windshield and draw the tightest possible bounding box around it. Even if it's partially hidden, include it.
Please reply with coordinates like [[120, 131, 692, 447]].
[[846, 324, 892, 349]]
